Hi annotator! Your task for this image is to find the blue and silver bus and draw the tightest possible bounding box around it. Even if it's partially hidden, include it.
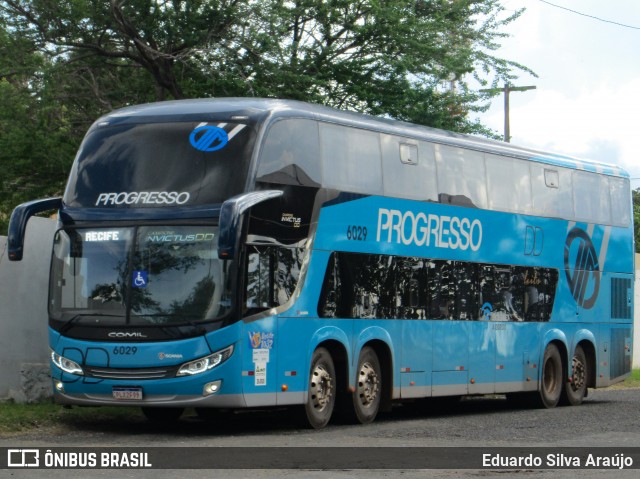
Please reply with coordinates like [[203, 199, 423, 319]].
[[9, 98, 634, 428]]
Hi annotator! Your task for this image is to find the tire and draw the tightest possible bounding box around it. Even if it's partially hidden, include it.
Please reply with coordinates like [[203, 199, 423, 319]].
[[561, 345, 588, 406], [352, 347, 382, 424], [141, 407, 184, 422], [303, 347, 336, 429], [538, 343, 563, 408]]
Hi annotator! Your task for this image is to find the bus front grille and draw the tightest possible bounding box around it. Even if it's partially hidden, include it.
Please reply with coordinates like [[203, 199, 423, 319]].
[[84, 366, 179, 380]]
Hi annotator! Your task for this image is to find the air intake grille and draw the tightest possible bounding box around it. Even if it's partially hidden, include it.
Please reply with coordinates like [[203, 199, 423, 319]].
[[611, 277, 632, 319], [84, 366, 178, 380], [610, 328, 632, 379]]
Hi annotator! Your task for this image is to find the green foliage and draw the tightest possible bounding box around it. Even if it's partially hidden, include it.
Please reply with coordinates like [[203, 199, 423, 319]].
[[0, 401, 142, 436], [0, 0, 532, 232]]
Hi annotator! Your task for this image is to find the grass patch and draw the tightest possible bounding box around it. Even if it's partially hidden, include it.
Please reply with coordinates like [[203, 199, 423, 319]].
[[0, 401, 142, 437], [619, 368, 640, 388]]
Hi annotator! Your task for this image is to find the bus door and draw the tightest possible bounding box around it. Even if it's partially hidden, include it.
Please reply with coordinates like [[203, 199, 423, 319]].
[[241, 245, 282, 406]]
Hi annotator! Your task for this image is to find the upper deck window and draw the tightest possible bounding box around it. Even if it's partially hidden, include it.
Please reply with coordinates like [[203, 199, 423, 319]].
[[257, 119, 321, 187], [320, 123, 383, 194], [64, 121, 256, 208]]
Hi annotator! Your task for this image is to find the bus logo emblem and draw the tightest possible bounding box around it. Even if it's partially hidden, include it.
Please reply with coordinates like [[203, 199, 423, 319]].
[[189, 125, 228, 152], [564, 227, 600, 309]]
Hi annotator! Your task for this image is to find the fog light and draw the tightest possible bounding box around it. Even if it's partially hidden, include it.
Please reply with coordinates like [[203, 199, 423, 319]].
[[203, 380, 222, 396], [54, 381, 64, 392]]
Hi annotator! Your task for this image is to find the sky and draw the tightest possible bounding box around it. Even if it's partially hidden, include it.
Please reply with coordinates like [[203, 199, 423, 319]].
[[476, 0, 640, 187]]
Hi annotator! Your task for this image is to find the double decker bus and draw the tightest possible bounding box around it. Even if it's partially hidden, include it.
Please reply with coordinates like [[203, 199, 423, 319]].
[[9, 98, 634, 428]]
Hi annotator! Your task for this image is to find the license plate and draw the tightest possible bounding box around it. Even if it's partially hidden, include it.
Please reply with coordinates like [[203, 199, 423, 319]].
[[112, 387, 143, 400]]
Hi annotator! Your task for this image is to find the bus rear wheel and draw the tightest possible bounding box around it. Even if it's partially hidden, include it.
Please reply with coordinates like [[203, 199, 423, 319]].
[[303, 347, 336, 429], [561, 345, 588, 406], [352, 347, 382, 424], [538, 343, 563, 408]]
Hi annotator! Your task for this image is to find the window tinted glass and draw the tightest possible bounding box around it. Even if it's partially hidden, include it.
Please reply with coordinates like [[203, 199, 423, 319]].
[[50, 226, 233, 326], [381, 135, 438, 202], [531, 164, 574, 218], [245, 245, 304, 315], [609, 177, 631, 227], [130, 226, 231, 324], [64, 121, 256, 208], [435, 145, 487, 208], [573, 170, 611, 224], [320, 123, 382, 194], [486, 154, 532, 213], [318, 252, 557, 322], [257, 119, 321, 187], [50, 228, 133, 320]]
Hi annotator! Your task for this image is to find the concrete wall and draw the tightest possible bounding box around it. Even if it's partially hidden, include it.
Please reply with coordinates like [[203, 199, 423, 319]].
[[0, 217, 56, 402], [635, 255, 640, 370], [0, 219, 638, 402]]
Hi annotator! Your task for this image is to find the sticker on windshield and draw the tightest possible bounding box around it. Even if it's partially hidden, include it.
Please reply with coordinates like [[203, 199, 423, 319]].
[[189, 125, 228, 152], [132, 271, 148, 288]]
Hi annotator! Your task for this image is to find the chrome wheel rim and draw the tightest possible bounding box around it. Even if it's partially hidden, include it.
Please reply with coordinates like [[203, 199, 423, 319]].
[[310, 364, 333, 412], [357, 362, 379, 407], [571, 356, 586, 391]]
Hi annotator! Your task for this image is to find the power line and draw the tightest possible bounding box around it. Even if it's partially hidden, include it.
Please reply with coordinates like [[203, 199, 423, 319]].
[[538, 0, 640, 30]]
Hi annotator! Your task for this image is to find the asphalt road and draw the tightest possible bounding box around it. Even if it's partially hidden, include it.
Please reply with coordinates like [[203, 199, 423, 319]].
[[1, 388, 639, 478]]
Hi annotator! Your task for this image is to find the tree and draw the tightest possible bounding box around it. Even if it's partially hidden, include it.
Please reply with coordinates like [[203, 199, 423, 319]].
[[225, 0, 529, 133], [0, 0, 532, 232], [0, 19, 78, 230], [1, 0, 247, 100]]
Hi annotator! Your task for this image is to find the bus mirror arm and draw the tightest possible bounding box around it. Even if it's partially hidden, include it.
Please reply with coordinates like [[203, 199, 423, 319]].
[[218, 190, 284, 260], [7, 197, 62, 261]]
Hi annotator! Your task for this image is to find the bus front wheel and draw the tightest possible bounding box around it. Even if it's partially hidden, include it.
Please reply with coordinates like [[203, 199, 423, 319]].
[[303, 347, 336, 429], [561, 345, 588, 406], [352, 346, 382, 424], [539, 343, 563, 408]]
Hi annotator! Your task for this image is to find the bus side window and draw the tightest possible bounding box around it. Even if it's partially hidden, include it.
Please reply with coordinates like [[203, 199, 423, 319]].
[[518, 266, 558, 322], [428, 260, 455, 319], [609, 177, 631, 227], [257, 119, 321, 187], [396, 257, 428, 319], [245, 245, 303, 314], [479, 265, 507, 321], [454, 262, 479, 320], [573, 170, 611, 225], [245, 246, 272, 311], [318, 253, 343, 318], [320, 123, 383, 195], [349, 254, 380, 319]]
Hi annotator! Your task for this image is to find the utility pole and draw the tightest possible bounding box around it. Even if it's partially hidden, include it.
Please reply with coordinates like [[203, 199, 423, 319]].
[[480, 84, 536, 142]]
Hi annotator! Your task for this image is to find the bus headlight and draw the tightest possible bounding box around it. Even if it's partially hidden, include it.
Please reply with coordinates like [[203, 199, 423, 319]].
[[177, 345, 234, 377], [50, 349, 84, 376]]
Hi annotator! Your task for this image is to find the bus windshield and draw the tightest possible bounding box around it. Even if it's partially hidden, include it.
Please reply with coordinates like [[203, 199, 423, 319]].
[[63, 121, 256, 208], [49, 226, 233, 326]]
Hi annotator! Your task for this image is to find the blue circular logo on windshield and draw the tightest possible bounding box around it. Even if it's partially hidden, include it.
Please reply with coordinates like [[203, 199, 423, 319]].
[[189, 125, 228, 152]]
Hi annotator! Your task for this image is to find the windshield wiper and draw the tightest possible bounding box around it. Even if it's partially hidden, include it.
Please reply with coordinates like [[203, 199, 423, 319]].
[[58, 313, 125, 334]]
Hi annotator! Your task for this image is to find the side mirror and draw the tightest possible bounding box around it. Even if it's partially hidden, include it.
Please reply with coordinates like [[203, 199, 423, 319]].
[[7, 197, 62, 261], [217, 190, 283, 259]]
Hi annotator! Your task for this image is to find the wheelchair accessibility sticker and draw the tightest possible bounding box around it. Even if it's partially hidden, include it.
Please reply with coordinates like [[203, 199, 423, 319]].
[[132, 271, 148, 288]]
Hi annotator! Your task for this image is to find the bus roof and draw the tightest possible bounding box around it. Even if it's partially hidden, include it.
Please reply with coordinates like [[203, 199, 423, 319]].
[[99, 98, 629, 179]]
